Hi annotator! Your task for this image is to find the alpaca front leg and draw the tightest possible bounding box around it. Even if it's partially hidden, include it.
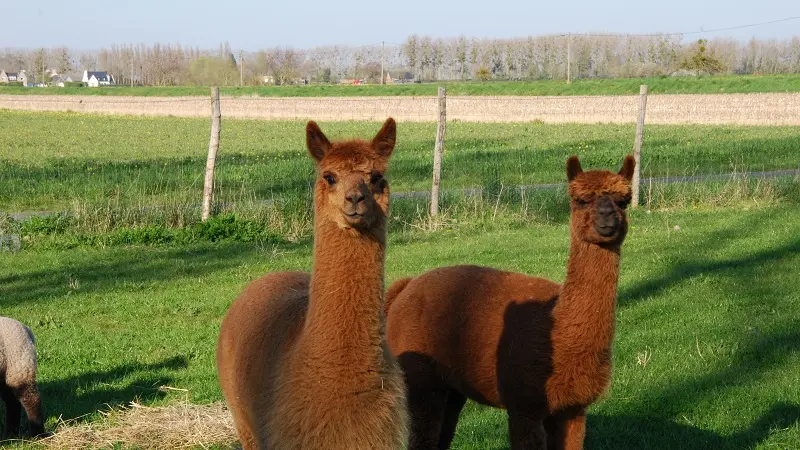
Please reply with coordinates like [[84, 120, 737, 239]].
[[232, 425, 258, 450], [543, 407, 586, 450], [508, 412, 546, 450], [561, 409, 586, 450]]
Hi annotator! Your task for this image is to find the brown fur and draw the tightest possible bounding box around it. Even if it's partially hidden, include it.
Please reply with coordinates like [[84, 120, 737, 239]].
[[385, 277, 412, 316], [1, 381, 44, 439], [386, 155, 635, 450], [216, 118, 408, 450]]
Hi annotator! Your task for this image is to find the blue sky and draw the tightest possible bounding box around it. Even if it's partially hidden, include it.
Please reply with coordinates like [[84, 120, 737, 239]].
[[5, 0, 799, 50]]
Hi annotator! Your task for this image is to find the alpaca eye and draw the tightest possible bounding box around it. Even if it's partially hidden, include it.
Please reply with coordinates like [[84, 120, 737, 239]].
[[617, 199, 630, 208], [371, 172, 384, 184], [323, 174, 336, 185], [575, 199, 589, 207]]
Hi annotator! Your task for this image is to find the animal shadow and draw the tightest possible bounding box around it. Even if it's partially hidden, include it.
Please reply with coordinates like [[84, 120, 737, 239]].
[[586, 402, 800, 449], [0, 355, 189, 439]]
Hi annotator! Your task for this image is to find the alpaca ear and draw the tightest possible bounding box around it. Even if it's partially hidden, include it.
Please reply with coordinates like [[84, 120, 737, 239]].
[[372, 117, 396, 158], [618, 155, 635, 181], [306, 120, 331, 163], [566, 155, 583, 181]]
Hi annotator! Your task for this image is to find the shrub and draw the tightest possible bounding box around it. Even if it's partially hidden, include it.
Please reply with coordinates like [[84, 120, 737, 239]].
[[636, 62, 666, 78], [475, 67, 492, 81], [680, 39, 725, 74], [21, 214, 73, 235]]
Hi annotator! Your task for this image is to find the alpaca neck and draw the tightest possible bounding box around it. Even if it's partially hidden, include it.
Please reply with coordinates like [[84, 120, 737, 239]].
[[556, 234, 621, 353], [302, 218, 387, 372]]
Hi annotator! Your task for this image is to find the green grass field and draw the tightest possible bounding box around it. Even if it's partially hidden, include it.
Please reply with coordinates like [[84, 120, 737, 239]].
[[3, 110, 799, 216], [1, 204, 798, 448], [1, 109, 799, 447], [2, 74, 800, 97]]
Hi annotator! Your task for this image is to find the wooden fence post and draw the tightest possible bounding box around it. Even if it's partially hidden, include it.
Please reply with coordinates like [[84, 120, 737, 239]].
[[430, 86, 447, 218], [632, 84, 648, 208], [202, 87, 221, 221]]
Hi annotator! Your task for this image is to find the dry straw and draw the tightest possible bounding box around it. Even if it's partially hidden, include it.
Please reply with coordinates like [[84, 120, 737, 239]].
[[33, 393, 237, 450]]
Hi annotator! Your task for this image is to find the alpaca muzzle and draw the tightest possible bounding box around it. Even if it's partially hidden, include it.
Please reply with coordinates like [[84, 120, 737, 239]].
[[594, 197, 619, 236]]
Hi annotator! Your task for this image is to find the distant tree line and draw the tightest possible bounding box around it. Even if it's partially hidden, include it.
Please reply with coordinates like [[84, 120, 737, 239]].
[[399, 34, 800, 80], [2, 34, 800, 86]]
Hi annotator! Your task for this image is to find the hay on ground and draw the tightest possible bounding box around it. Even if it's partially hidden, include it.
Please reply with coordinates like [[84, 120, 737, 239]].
[[37, 399, 237, 450]]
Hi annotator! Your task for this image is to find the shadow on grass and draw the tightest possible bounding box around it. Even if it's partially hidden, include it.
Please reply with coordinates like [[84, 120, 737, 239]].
[[38, 355, 190, 424], [586, 402, 800, 450], [0, 241, 307, 308], [621, 239, 800, 307], [0, 356, 189, 437], [457, 327, 800, 449], [586, 327, 800, 448], [619, 207, 800, 308], [458, 401, 799, 450], [605, 216, 799, 447], [454, 211, 800, 449]]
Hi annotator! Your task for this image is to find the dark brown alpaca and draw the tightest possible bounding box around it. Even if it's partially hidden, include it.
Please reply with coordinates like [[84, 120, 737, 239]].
[[216, 118, 408, 450], [385, 155, 635, 450]]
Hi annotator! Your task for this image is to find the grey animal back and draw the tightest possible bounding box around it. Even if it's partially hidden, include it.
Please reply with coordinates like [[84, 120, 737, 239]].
[[0, 316, 38, 386]]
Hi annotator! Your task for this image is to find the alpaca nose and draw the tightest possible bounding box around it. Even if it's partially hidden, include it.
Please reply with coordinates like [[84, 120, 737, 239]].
[[595, 197, 618, 235], [346, 191, 366, 206], [597, 198, 615, 217]]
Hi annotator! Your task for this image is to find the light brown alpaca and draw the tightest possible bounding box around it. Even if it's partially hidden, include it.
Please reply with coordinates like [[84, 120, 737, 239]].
[[385, 155, 635, 450], [217, 118, 408, 450]]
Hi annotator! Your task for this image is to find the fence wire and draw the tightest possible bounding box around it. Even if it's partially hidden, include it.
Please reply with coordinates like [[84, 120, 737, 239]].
[[1, 90, 798, 230]]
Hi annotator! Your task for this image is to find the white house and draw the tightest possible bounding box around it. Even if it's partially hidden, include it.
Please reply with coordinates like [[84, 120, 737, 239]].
[[18, 71, 31, 87], [82, 70, 115, 87], [0, 70, 19, 83], [51, 74, 73, 87]]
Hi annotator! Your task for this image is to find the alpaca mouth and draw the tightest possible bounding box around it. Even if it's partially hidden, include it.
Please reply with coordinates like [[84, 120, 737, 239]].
[[596, 225, 617, 237], [343, 211, 368, 226]]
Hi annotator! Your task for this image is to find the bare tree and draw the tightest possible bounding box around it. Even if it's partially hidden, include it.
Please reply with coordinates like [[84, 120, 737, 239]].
[[33, 48, 46, 83], [455, 36, 468, 79], [7, 33, 798, 89], [403, 35, 418, 80], [432, 39, 444, 80]]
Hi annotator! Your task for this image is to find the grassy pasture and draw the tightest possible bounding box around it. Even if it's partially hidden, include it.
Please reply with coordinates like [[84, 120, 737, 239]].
[[2, 74, 800, 97], [1, 205, 798, 448], [3, 110, 799, 216], [1, 110, 799, 448]]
